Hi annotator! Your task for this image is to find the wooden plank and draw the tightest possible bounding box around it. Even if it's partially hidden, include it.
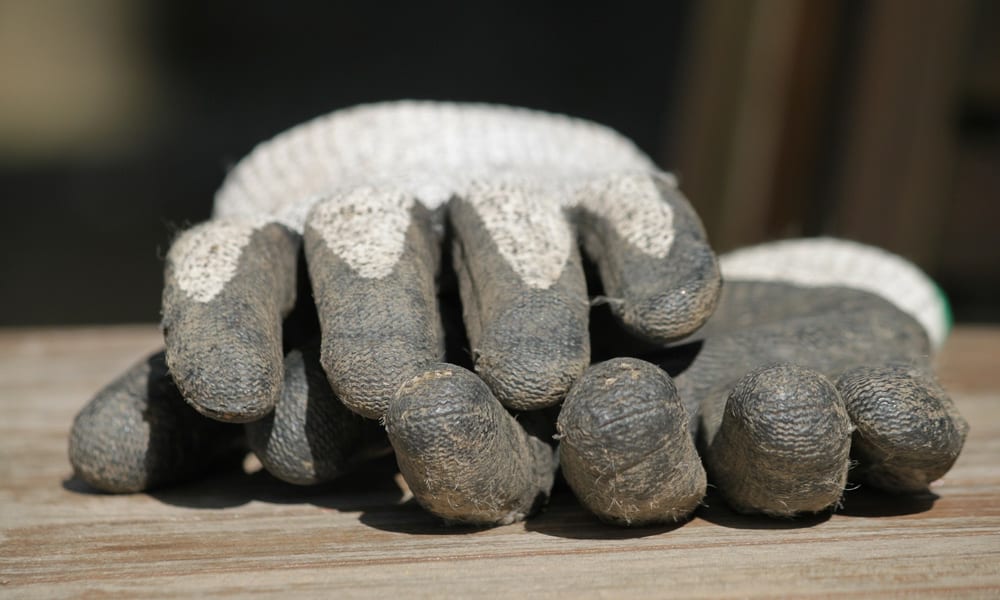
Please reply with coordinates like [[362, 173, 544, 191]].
[[1, 326, 998, 598]]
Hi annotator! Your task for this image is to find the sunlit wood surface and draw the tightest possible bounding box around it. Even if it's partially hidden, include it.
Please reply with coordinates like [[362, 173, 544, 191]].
[[2, 325, 998, 598]]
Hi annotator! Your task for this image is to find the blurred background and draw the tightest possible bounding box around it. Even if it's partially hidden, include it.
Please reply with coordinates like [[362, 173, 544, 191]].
[[1, 0, 997, 326]]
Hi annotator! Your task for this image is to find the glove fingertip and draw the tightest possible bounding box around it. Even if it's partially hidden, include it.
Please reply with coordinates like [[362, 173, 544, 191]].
[[578, 172, 721, 344], [387, 363, 557, 525], [69, 351, 246, 493], [163, 221, 299, 422], [558, 358, 705, 526]]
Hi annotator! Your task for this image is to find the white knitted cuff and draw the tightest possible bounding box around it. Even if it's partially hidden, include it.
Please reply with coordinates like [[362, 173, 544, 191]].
[[213, 101, 657, 231]]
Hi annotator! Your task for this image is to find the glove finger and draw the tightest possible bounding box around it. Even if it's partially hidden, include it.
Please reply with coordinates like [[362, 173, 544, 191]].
[[699, 364, 854, 517], [836, 364, 968, 493], [69, 351, 246, 493], [678, 248, 962, 515], [557, 358, 706, 526], [576, 172, 720, 343], [245, 342, 391, 485], [386, 363, 558, 525], [163, 220, 299, 422], [450, 181, 590, 411], [304, 188, 444, 420]]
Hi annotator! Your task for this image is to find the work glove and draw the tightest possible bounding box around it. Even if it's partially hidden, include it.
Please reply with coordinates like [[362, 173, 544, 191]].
[[558, 238, 968, 524], [70, 101, 721, 525], [69, 233, 968, 525]]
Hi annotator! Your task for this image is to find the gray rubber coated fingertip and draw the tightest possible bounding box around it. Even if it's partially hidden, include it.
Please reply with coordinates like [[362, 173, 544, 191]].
[[837, 364, 969, 493], [579, 175, 721, 344], [163, 223, 298, 423], [304, 196, 445, 420], [165, 333, 284, 423], [448, 194, 591, 412], [245, 345, 390, 485], [473, 291, 590, 411], [68, 352, 246, 493], [386, 363, 557, 525], [611, 237, 721, 344], [704, 364, 853, 517], [557, 358, 706, 526]]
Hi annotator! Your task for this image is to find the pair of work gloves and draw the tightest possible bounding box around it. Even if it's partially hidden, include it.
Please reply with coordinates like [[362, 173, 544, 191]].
[[70, 102, 968, 526]]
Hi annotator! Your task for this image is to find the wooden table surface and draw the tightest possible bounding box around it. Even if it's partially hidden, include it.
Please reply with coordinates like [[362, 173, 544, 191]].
[[1, 325, 998, 598]]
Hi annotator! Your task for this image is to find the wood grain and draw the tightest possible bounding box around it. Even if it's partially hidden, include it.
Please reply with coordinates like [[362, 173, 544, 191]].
[[1, 325, 998, 598]]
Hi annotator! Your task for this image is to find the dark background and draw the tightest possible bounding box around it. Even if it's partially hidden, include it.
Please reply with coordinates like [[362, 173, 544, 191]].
[[1, 0, 998, 326]]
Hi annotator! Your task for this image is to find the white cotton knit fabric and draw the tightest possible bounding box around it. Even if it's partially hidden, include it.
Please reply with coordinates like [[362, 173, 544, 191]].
[[213, 101, 660, 227], [173, 101, 681, 301]]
